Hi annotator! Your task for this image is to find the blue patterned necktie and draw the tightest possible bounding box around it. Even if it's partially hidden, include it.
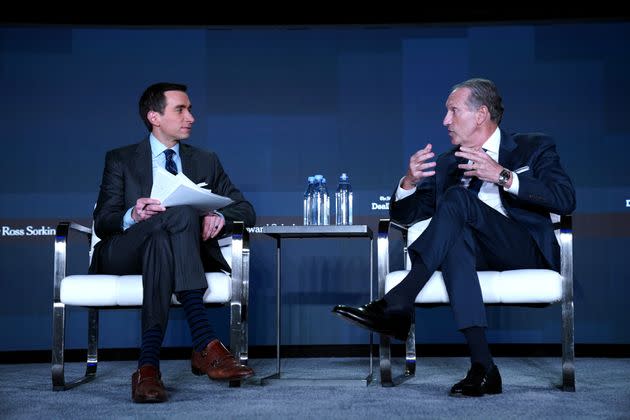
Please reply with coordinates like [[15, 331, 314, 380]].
[[458, 148, 486, 193], [164, 149, 178, 175], [467, 175, 482, 193]]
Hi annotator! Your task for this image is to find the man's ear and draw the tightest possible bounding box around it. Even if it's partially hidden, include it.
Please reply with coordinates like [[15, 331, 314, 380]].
[[148, 111, 159, 125], [476, 105, 489, 125]]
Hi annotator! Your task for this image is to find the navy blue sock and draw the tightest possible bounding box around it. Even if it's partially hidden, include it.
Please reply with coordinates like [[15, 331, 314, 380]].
[[384, 257, 431, 314], [462, 326, 493, 370], [176, 289, 217, 352], [138, 325, 163, 370]]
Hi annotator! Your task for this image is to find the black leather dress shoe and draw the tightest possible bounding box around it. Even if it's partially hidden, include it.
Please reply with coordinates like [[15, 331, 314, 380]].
[[449, 362, 502, 397], [332, 299, 411, 341]]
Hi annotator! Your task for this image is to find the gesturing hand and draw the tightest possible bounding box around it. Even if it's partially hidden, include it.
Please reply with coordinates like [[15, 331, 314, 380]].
[[455, 146, 503, 183], [402, 143, 436, 189], [132, 198, 165, 222]]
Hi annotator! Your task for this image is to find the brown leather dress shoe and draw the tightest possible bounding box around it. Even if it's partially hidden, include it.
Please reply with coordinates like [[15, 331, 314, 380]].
[[191, 339, 254, 380], [131, 365, 168, 403]]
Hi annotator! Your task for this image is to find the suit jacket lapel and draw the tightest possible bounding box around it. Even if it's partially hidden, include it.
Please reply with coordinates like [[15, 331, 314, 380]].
[[498, 128, 517, 167], [134, 139, 153, 198], [439, 147, 463, 192], [179, 143, 197, 180]]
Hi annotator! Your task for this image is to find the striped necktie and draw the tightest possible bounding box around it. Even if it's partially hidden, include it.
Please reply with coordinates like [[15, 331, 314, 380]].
[[164, 149, 178, 175]]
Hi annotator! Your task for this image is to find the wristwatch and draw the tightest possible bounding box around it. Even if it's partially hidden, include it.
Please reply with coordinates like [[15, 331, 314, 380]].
[[497, 168, 511, 187]]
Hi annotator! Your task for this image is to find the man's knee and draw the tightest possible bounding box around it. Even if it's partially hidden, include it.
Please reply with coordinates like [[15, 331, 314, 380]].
[[435, 186, 472, 215], [164, 205, 200, 231], [146, 229, 170, 247], [167, 205, 199, 220], [441, 185, 475, 205]]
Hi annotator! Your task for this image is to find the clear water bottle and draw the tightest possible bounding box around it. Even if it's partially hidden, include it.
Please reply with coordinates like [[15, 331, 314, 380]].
[[312, 174, 324, 225], [335, 173, 353, 225], [321, 177, 330, 225], [313, 174, 330, 225], [303, 176, 315, 225]]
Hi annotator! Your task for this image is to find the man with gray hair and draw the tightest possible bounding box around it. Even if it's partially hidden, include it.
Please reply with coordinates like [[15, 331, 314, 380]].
[[334, 78, 576, 396]]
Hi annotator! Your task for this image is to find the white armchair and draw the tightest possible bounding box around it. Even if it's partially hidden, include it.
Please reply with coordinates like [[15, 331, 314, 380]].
[[52, 220, 250, 390], [377, 215, 575, 391]]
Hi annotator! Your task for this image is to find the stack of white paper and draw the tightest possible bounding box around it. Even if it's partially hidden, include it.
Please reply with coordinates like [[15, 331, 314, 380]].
[[150, 167, 234, 213]]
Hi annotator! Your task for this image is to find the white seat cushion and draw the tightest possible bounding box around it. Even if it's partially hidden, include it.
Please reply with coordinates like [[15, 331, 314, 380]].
[[62, 241, 234, 307], [60, 272, 232, 306], [385, 269, 563, 304], [82, 222, 233, 304], [396, 216, 564, 304]]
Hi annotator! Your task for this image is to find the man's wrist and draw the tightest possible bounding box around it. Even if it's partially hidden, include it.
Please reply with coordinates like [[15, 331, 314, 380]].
[[497, 168, 512, 187], [401, 177, 417, 190]]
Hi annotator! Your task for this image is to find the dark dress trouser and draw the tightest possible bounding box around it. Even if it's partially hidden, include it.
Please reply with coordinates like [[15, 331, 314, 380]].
[[399, 186, 548, 330], [93, 206, 208, 332]]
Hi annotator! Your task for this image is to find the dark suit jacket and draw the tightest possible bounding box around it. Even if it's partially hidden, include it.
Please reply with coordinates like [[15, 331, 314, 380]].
[[390, 129, 576, 272], [90, 138, 256, 274]]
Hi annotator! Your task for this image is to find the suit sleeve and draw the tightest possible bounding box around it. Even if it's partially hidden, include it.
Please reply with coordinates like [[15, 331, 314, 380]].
[[208, 154, 256, 229], [93, 151, 127, 238], [389, 175, 437, 225], [511, 136, 576, 215]]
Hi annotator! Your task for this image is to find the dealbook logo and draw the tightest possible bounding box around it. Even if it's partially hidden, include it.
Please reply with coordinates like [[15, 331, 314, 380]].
[[371, 195, 390, 211], [1, 225, 56, 237]]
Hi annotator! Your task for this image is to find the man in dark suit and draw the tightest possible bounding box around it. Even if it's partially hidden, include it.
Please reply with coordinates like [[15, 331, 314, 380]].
[[90, 82, 256, 403], [333, 78, 576, 396]]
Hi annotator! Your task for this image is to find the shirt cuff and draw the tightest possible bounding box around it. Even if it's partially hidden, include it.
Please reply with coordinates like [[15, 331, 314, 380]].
[[122, 207, 135, 231], [395, 176, 416, 201], [212, 210, 225, 221], [504, 171, 520, 195]]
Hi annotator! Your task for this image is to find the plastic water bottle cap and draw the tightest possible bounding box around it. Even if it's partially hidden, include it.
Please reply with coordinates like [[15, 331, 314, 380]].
[[340, 173, 348, 181]]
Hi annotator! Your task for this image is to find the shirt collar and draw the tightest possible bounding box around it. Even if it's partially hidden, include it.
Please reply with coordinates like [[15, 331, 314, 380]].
[[149, 133, 180, 158], [481, 126, 501, 156]]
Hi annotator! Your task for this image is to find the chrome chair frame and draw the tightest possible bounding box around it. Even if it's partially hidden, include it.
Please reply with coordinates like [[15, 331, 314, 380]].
[[52, 221, 250, 391], [377, 215, 575, 391]]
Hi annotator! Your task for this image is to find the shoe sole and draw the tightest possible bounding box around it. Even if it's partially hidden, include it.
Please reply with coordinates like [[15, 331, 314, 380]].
[[193, 366, 255, 381], [449, 387, 503, 397], [133, 395, 168, 403], [332, 309, 408, 341], [207, 371, 255, 381]]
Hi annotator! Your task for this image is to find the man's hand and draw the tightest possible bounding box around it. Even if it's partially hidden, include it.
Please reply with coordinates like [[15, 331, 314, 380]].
[[202, 213, 225, 241], [402, 143, 436, 189], [132, 198, 165, 222], [455, 146, 503, 184]]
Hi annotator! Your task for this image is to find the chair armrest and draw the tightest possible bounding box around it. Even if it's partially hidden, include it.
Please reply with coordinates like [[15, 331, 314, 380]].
[[229, 221, 249, 271], [377, 219, 411, 298], [558, 215, 573, 302], [229, 220, 249, 299], [54, 222, 92, 302]]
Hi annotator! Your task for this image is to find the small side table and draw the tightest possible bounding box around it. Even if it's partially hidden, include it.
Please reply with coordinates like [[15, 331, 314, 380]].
[[255, 224, 374, 385]]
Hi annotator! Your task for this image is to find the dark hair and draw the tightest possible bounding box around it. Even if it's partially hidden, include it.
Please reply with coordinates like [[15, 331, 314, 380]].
[[452, 78, 504, 124], [138, 82, 188, 132]]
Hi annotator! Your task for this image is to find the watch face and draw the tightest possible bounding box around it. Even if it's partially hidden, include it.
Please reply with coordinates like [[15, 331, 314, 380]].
[[498, 169, 510, 186]]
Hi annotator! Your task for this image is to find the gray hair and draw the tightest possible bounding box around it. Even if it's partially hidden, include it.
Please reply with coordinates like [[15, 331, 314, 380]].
[[452, 78, 504, 124]]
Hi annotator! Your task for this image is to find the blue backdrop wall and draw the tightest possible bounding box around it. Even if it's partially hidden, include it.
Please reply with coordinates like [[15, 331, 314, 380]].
[[1, 20, 628, 352]]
